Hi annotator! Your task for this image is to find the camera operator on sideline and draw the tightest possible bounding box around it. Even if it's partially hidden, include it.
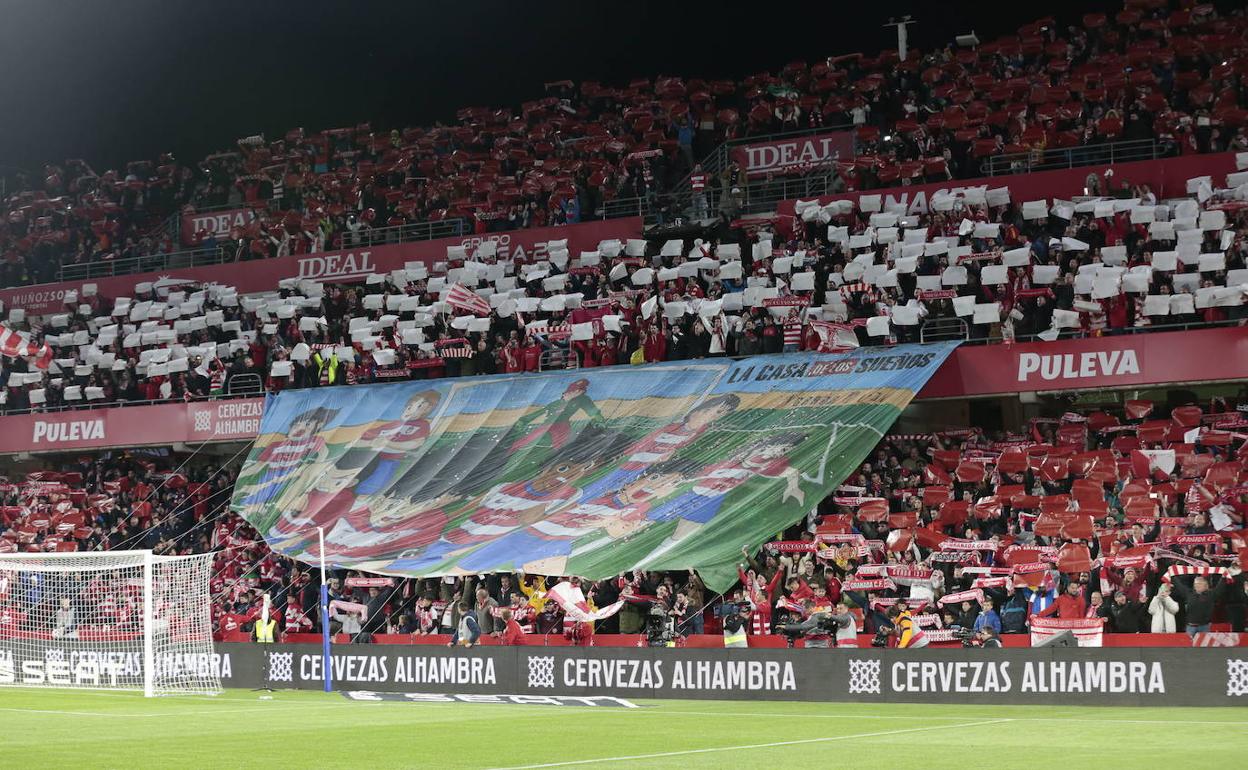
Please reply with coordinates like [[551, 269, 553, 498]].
[[716, 594, 753, 648], [975, 626, 1003, 648], [628, 585, 680, 647], [778, 599, 859, 648], [777, 599, 833, 647]]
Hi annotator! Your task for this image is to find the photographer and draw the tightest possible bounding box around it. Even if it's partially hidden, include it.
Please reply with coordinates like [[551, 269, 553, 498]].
[[776, 599, 833, 648], [975, 626, 1003, 648], [715, 596, 753, 648]]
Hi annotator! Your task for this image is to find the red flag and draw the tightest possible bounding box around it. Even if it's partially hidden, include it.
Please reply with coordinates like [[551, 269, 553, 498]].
[[997, 452, 1028, 475], [914, 527, 949, 550], [816, 515, 853, 535], [856, 499, 889, 521], [937, 500, 970, 526], [1171, 405, 1203, 427], [1205, 462, 1243, 492], [1056, 423, 1087, 447], [971, 496, 1003, 519], [1060, 514, 1095, 541], [1087, 411, 1119, 432], [1071, 478, 1104, 505], [933, 450, 961, 470], [1056, 543, 1093, 573], [888, 512, 918, 529], [1038, 457, 1069, 482], [886, 529, 913, 552], [1179, 452, 1215, 478], [1138, 420, 1170, 443], [955, 461, 987, 484], [922, 486, 952, 506]]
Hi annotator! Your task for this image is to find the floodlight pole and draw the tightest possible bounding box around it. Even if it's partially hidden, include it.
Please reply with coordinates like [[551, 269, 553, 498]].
[[318, 526, 332, 693]]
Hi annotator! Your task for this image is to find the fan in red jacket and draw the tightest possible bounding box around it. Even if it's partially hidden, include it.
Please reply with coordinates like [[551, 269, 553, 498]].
[[1036, 581, 1088, 619]]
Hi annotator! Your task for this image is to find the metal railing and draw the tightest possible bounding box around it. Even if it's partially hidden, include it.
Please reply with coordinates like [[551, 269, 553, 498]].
[[920, 317, 970, 342], [979, 139, 1163, 178], [342, 218, 468, 248], [538, 348, 578, 372], [226, 373, 264, 395], [599, 169, 844, 227], [58, 246, 230, 282]]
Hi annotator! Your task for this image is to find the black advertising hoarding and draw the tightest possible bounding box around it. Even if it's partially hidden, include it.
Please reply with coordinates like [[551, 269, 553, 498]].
[[213, 644, 1248, 707]]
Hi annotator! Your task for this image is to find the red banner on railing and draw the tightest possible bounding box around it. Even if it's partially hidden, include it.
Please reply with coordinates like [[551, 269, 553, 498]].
[[919, 327, 1248, 399], [730, 131, 855, 178], [181, 207, 259, 245], [0, 218, 642, 316], [0, 399, 264, 454]]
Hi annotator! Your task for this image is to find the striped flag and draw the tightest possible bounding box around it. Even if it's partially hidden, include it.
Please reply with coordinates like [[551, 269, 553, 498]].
[[526, 323, 573, 340], [434, 338, 473, 359], [445, 283, 491, 317], [809, 320, 859, 353]]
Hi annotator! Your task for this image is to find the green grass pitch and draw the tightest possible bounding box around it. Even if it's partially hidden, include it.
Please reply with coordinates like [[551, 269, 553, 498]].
[[0, 688, 1244, 769]]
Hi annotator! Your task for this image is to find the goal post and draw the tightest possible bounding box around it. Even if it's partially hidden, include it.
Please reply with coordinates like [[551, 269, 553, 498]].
[[0, 550, 221, 696]]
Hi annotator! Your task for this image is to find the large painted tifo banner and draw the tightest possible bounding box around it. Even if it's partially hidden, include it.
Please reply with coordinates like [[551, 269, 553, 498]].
[[231, 343, 957, 590]]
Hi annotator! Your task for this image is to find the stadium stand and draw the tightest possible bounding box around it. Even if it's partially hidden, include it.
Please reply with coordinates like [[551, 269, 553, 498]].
[[1, 0, 1247, 652], [3, 0, 1247, 290], [2, 166, 1247, 414]]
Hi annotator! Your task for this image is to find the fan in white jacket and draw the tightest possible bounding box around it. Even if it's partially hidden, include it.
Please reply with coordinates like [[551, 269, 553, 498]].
[[1148, 585, 1179, 633]]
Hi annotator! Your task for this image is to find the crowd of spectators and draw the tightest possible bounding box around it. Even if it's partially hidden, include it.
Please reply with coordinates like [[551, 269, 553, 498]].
[[4, 164, 1248, 414], [4, 0, 1248, 290], [1, 388, 1246, 647], [2, 0, 1248, 648]]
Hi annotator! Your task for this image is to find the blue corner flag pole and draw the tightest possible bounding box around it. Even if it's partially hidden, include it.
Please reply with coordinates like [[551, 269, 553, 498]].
[[318, 527, 332, 693]]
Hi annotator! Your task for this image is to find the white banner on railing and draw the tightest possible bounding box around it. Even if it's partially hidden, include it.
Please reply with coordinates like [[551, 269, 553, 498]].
[[1029, 617, 1105, 647]]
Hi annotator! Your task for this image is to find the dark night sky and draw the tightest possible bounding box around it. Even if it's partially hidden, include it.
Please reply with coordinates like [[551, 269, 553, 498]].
[[0, 0, 1122, 180]]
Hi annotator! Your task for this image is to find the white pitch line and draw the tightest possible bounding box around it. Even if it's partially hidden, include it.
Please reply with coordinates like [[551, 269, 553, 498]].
[[645, 709, 1248, 727], [484, 718, 1013, 770]]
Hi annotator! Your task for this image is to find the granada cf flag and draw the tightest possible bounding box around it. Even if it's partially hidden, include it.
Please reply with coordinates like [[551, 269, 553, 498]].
[[231, 343, 957, 590], [1029, 617, 1104, 647]]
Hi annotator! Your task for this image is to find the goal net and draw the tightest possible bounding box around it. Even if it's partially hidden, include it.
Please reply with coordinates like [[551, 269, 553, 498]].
[[0, 551, 220, 696]]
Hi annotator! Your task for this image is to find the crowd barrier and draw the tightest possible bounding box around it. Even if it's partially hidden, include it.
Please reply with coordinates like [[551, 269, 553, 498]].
[[212, 643, 1248, 706]]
